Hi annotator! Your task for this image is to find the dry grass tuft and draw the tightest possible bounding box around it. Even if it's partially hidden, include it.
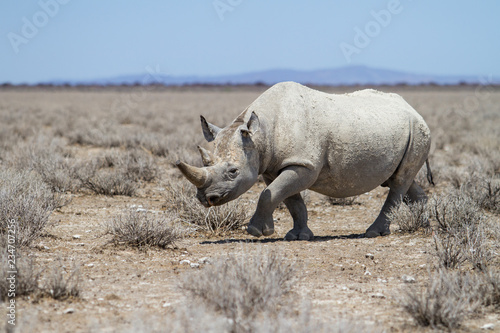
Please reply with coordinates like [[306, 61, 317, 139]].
[[401, 269, 481, 330], [430, 192, 483, 233], [164, 178, 248, 234], [0, 169, 61, 247], [75, 160, 137, 196], [74, 149, 158, 196], [180, 249, 296, 332], [0, 249, 40, 300], [102, 149, 158, 182], [430, 192, 492, 270], [388, 200, 430, 233], [41, 259, 81, 300], [5, 136, 76, 193], [107, 210, 182, 248], [464, 177, 500, 214]]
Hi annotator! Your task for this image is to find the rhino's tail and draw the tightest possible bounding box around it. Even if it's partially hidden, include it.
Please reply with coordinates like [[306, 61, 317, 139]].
[[426, 159, 435, 186]]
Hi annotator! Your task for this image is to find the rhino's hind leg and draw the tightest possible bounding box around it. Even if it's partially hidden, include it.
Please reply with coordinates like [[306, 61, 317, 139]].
[[283, 193, 314, 241], [366, 181, 427, 238], [404, 181, 427, 203], [365, 186, 408, 238]]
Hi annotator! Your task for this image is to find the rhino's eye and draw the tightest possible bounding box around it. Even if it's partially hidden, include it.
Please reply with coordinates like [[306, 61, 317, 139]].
[[228, 167, 239, 179]]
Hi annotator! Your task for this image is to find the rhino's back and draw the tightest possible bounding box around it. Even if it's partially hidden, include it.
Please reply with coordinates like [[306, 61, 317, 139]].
[[248, 82, 426, 196]]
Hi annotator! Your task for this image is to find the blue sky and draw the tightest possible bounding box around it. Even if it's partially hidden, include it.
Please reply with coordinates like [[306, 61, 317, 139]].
[[1, 0, 499, 84]]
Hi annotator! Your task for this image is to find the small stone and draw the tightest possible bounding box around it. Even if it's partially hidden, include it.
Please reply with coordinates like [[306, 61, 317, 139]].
[[97, 298, 104, 301], [162, 302, 172, 308], [377, 278, 387, 283], [481, 323, 494, 330], [190, 263, 200, 268], [43, 246, 50, 250], [402, 275, 416, 283], [136, 208, 147, 212], [87, 263, 94, 267], [365, 253, 374, 260], [180, 259, 191, 265], [72, 235, 82, 239], [364, 270, 372, 276], [63, 308, 75, 314], [371, 293, 386, 299]]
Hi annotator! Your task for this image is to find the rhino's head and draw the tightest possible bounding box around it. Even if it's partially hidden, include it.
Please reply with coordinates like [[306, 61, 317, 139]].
[[176, 111, 261, 207]]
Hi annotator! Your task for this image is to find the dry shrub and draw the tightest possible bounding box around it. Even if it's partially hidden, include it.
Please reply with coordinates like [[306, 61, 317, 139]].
[[67, 119, 125, 148], [433, 225, 492, 271], [41, 259, 81, 300], [180, 250, 296, 332], [164, 178, 248, 234], [480, 269, 500, 308], [430, 192, 483, 233], [430, 192, 492, 270], [135, 132, 171, 157], [401, 269, 481, 330], [387, 200, 430, 233], [0, 249, 40, 300], [432, 232, 467, 270], [107, 210, 181, 248], [75, 160, 137, 196], [6, 136, 75, 193], [74, 149, 158, 196], [464, 177, 500, 214], [0, 169, 61, 247], [102, 149, 158, 182]]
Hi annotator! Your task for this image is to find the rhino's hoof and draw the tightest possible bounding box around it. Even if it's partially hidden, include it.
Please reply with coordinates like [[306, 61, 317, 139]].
[[247, 225, 262, 237], [262, 228, 275, 236], [285, 228, 314, 241], [365, 229, 391, 238], [299, 232, 313, 241]]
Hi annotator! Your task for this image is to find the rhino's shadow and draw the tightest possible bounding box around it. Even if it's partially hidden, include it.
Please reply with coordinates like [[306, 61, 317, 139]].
[[200, 233, 365, 245]]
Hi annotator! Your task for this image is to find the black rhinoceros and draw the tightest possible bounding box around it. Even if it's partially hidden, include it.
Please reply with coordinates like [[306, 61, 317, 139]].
[[176, 82, 433, 240]]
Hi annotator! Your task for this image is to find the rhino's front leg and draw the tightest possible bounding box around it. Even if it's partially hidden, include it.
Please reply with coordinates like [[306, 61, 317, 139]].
[[283, 193, 314, 241], [247, 166, 317, 238]]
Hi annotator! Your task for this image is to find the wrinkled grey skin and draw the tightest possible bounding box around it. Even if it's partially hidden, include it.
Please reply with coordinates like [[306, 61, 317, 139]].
[[177, 82, 432, 240]]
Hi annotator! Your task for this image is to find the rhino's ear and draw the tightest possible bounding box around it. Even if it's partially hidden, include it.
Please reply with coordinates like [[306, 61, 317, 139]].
[[200, 116, 221, 142], [241, 112, 260, 138]]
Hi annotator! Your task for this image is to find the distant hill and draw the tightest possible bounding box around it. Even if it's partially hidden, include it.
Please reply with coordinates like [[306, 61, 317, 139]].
[[47, 65, 498, 86]]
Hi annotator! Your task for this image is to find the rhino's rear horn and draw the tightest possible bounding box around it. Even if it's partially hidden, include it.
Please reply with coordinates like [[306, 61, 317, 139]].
[[176, 161, 207, 188], [197, 146, 214, 166]]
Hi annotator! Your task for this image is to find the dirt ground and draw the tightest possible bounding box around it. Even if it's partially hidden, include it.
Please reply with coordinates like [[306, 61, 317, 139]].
[[1, 85, 499, 332]]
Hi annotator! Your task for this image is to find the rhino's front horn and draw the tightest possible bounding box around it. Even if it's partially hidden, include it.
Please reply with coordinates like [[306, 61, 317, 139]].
[[175, 161, 207, 188]]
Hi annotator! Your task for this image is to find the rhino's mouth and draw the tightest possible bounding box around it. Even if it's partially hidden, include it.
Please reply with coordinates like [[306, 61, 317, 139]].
[[204, 192, 229, 207]]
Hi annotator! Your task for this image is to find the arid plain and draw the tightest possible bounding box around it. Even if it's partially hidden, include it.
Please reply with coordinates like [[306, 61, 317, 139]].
[[0, 85, 499, 332]]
